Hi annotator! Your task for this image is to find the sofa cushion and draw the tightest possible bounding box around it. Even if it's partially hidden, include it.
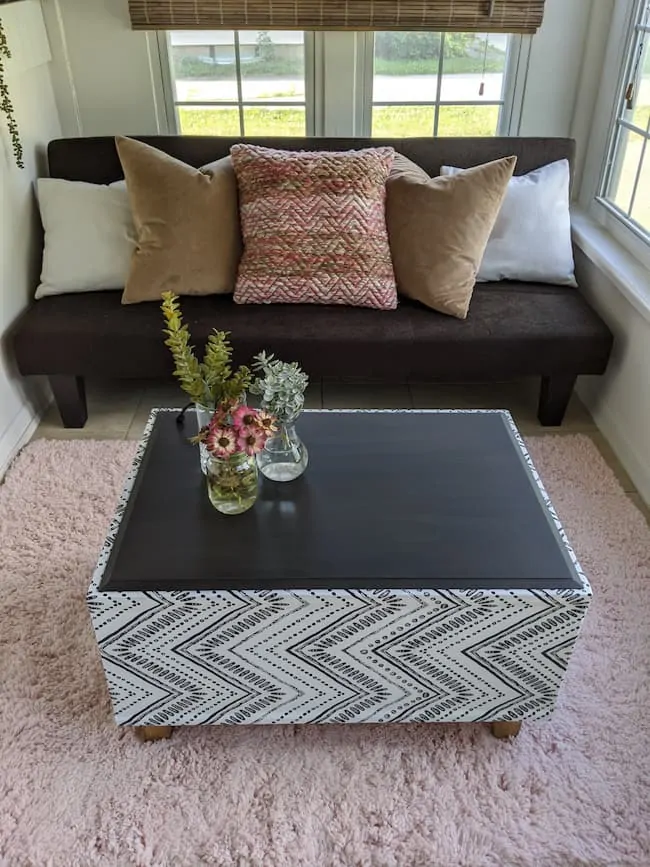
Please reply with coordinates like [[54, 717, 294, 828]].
[[405, 283, 612, 379], [116, 136, 241, 304], [36, 179, 135, 298], [12, 287, 613, 383], [386, 154, 516, 319], [231, 144, 398, 310]]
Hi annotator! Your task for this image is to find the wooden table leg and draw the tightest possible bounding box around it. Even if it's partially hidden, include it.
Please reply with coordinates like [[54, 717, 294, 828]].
[[136, 725, 174, 742], [491, 721, 522, 739]]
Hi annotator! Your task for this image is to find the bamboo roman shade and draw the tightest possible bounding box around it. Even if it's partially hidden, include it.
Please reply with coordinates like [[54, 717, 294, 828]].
[[127, 1, 546, 34]]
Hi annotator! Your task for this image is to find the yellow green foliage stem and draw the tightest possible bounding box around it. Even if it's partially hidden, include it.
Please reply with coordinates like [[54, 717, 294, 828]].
[[161, 291, 251, 407]]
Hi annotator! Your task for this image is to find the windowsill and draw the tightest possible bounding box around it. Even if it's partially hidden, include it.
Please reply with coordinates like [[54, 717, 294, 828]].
[[571, 207, 650, 323]]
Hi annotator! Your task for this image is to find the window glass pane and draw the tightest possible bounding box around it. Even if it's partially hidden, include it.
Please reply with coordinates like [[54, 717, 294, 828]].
[[170, 31, 238, 102], [239, 31, 306, 102], [372, 106, 435, 137], [177, 106, 241, 136], [607, 126, 646, 214], [630, 149, 650, 230], [242, 106, 306, 136], [437, 104, 500, 137], [440, 33, 508, 102], [373, 32, 441, 103]]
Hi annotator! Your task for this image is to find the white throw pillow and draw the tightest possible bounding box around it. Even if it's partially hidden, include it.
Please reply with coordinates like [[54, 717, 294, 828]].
[[35, 178, 136, 298], [440, 159, 577, 286]]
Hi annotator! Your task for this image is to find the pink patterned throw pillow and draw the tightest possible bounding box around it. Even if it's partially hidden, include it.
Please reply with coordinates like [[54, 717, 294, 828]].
[[231, 144, 398, 310]]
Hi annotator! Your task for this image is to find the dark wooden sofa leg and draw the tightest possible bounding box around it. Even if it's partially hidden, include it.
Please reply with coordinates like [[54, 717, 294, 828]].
[[491, 721, 522, 739], [136, 725, 174, 742], [537, 375, 577, 427], [49, 375, 88, 428]]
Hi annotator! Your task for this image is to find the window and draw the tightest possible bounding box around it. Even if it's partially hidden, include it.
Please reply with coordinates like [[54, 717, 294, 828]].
[[600, 1, 650, 241], [370, 32, 512, 137], [163, 30, 520, 139], [168, 30, 311, 136]]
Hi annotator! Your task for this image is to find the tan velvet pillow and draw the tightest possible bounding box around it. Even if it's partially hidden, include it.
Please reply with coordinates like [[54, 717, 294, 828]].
[[386, 154, 517, 319], [116, 136, 241, 304]]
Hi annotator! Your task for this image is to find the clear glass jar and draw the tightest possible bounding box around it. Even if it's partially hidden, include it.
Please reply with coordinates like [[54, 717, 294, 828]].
[[257, 411, 308, 482], [206, 453, 259, 515], [195, 403, 214, 475], [195, 396, 247, 475]]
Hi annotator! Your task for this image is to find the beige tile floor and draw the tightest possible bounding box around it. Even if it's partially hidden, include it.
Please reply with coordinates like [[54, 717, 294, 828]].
[[33, 377, 648, 520]]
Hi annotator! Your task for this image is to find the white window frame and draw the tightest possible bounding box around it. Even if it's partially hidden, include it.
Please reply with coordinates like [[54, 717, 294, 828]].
[[580, 0, 650, 270], [598, 2, 650, 241], [157, 30, 526, 140]]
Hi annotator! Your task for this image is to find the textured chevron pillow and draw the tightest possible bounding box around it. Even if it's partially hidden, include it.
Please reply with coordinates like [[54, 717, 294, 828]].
[[231, 144, 398, 310]]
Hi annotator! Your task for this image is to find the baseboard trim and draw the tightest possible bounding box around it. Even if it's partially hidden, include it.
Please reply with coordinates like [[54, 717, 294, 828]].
[[584, 399, 650, 505], [0, 402, 44, 481]]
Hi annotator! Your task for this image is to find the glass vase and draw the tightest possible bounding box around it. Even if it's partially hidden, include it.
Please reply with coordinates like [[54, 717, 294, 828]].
[[195, 396, 247, 475], [206, 453, 259, 515], [257, 415, 308, 482], [195, 403, 214, 475]]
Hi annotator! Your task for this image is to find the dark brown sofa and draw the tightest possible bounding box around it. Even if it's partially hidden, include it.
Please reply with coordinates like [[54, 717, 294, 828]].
[[11, 135, 613, 428]]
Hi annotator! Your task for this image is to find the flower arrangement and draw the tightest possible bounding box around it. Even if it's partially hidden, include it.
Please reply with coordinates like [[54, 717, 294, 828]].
[[161, 292, 252, 408], [250, 351, 309, 421], [195, 400, 278, 515], [196, 401, 277, 460]]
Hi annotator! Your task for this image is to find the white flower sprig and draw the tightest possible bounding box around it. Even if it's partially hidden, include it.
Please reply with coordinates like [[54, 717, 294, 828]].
[[250, 352, 309, 422]]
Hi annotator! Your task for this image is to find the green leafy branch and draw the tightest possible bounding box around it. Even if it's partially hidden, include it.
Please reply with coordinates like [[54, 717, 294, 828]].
[[250, 351, 308, 421], [0, 18, 24, 170], [161, 291, 251, 407]]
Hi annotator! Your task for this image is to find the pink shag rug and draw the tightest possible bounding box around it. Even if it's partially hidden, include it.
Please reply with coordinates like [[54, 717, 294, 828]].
[[1, 435, 649, 867]]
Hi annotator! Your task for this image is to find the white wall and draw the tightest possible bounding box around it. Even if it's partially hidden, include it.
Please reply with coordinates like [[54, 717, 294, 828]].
[[569, 0, 650, 504], [0, 1, 61, 475], [575, 248, 650, 504], [569, 0, 616, 197], [518, 0, 593, 138], [42, 0, 167, 137], [43, 0, 594, 141]]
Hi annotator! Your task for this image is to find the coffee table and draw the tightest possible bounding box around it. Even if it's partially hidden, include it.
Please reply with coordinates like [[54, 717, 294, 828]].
[[88, 409, 591, 742]]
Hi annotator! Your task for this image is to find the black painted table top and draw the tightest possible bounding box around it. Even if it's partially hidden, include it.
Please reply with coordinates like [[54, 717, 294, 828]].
[[98, 410, 582, 593]]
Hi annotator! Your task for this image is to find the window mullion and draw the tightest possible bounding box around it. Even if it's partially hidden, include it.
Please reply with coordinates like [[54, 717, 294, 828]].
[[371, 100, 503, 108], [305, 32, 318, 136], [158, 33, 180, 133], [618, 117, 650, 138], [433, 33, 445, 136], [233, 32, 245, 137], [352, 31, 375, 137]]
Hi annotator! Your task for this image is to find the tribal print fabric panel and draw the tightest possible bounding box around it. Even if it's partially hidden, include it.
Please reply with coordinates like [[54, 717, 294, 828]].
[[89, 585, 590, 727]]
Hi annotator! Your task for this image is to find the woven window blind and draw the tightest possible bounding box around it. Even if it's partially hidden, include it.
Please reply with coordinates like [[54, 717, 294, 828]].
[[127, 1, 546, 34]]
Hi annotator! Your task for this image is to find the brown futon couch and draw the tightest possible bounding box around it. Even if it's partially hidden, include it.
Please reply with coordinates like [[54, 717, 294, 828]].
[[11, 135, 613, 428]]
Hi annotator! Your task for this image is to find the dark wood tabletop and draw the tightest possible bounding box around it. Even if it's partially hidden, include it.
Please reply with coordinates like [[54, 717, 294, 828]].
[[98, 410, 582, 593]]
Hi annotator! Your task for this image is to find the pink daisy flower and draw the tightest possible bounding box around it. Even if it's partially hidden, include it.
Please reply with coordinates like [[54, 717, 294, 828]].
[[232, 405, 259, 431], [255, 411, 278, 435], [237, 428, 267, 456], [205, 426, 238, 458]]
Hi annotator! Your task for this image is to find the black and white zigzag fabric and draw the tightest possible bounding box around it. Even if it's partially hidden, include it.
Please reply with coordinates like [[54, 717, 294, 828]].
[[88, 410, 591, 727]]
